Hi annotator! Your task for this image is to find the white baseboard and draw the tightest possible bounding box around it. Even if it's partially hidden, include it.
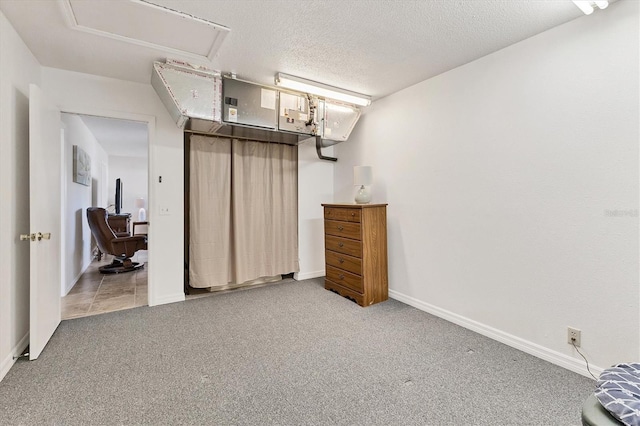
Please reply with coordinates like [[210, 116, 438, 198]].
[[0, 332, 29, 383], [64, 270, 83, 296], [389, 289, 603, 379], [294, 270, 325, 281], [63, 260, 94, 296], [149, 292, 185, 307]]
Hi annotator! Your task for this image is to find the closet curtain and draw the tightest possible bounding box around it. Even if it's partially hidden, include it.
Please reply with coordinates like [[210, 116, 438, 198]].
[[189, 134, 299, 289]]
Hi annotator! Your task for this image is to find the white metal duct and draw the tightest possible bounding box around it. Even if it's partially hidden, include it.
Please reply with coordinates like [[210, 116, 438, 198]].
[[151, 60, 362, 158]]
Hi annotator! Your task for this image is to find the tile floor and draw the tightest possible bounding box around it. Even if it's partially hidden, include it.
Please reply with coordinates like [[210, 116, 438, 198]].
[[61, 251, 148, 320]]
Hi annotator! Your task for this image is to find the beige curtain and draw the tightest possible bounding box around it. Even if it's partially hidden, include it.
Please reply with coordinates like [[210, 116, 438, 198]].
[[189, 135, 299, 289], [189, 136, 232, 288]]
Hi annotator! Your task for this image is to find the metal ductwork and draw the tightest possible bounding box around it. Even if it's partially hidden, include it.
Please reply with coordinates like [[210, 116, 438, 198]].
[[151, 60, 362, 161]]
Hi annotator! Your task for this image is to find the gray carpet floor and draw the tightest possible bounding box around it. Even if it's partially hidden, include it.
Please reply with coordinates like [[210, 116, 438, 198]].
[[0, 278, 594, 425]]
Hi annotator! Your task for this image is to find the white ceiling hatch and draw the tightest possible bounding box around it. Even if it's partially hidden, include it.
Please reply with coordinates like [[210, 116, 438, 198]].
[[59, 0, 230, 61]]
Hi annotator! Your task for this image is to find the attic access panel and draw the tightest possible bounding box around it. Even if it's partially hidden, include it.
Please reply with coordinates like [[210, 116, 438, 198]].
[[61, 0, 230, 61]]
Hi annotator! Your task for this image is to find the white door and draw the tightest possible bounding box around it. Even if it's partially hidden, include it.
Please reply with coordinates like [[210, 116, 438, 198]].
[[28, 84, 62, 360]]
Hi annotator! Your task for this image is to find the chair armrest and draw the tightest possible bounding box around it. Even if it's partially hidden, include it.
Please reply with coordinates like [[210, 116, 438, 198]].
[[111, 235, 147, 256], [115, 235, 146, 244]]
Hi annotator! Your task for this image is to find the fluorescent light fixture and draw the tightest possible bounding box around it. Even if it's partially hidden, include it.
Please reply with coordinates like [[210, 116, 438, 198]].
[[275, 73, 371, 107], [572, 1, 594, 14], [572, 1, 609, 15], [325, 103, 357, 114]]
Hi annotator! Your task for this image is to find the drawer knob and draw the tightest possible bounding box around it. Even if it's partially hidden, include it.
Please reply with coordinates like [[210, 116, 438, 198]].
[[351, 213, 355, 217], [339, 258, 344, 263], [338, 226, 344, 231], [339, 274, 344, 280], [338, 242, 344, 247]]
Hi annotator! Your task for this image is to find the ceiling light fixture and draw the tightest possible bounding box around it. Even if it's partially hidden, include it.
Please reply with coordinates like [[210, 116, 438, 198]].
[[275, 73, 371, 107], [572, 0, 609, 15]]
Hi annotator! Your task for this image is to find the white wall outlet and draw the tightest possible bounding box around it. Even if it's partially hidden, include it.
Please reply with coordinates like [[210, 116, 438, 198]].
[[159, 206, 170, 216], [567, 327, 581, 347]]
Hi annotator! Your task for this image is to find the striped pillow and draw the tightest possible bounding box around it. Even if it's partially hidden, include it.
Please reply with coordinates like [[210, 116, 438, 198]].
[[595, 363, 640, 426]]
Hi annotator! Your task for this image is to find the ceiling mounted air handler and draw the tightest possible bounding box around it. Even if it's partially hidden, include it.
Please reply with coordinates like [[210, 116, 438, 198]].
[[151, 60, 363, 160]]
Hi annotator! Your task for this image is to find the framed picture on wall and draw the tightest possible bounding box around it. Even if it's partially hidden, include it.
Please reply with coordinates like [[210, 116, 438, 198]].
[[73, 145, 91, 186]]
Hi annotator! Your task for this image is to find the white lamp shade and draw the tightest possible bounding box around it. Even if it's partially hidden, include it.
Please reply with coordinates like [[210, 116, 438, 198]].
[[353, 166, 372, 186], [135, 197, 145, 209]]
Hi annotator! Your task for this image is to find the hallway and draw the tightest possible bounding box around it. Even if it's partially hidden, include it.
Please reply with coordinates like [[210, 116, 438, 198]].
[[61, 251, 148, 320]]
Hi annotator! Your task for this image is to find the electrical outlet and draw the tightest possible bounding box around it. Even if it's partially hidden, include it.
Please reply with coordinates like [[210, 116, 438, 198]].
[[567, 327, 581, 347], [159, 206, 170, 216]]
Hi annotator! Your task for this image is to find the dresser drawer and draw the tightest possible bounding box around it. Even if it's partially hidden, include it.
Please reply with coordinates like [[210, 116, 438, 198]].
[[324, 207, 361, 223], [326, 265, 363, 293], [325, 280, 364, 306], [325, 250, 362, 276], [325, 235, 362, 258], [324, 220, 361, 240]]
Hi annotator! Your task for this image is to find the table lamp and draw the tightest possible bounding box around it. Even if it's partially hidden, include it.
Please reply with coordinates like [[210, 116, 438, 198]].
[[353, 166, 372, 204], [135, 197, 146, 221]]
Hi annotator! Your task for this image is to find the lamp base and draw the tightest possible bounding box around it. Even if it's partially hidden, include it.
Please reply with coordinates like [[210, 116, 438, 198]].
[[354, 185, 371, 204], [138, 208, 146, 222]]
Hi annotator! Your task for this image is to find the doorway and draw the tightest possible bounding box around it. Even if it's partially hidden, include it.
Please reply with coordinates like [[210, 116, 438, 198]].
[[59, 113, 149, 319]]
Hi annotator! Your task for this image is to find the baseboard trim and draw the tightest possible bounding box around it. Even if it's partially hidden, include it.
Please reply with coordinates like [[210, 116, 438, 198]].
[[64, 259, 94, 296], [64, 278, 76, 295], [149, 292, 185, 307], [294, 270, 325, 281], [0, 332, 29, 383], [389, 289, 603, 379], [65, 270, 83, 296]]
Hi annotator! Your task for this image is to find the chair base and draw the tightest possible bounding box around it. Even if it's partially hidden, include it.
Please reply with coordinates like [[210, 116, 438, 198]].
[[99, 258, 144, 274]]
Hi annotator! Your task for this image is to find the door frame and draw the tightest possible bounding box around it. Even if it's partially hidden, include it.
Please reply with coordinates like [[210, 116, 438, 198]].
[[58, 105, 155, 306], [60, 125, 67, 296]]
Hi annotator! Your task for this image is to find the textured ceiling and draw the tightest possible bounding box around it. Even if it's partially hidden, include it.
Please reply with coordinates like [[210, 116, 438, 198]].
[[0, 0, 604, 100]]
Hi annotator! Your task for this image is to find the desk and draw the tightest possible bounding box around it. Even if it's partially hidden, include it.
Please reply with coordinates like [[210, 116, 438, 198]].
[[107, 213, 131, 236], [132, 221, 148, 236]]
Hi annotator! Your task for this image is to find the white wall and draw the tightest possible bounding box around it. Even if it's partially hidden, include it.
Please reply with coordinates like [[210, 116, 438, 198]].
[[335, 1, 639, 376], [0, 10, 42, 381], [61, 113, 109, 295], [296, 140, 334, 280], [41, 67, 185, 307], [107, 155, 149, 221]]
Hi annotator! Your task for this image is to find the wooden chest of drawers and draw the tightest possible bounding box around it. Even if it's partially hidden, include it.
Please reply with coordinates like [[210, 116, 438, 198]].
[[322, 203, 388, 307]]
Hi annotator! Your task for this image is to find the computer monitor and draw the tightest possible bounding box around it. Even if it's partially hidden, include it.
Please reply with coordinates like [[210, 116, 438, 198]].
[[115, 178, 123, 214]]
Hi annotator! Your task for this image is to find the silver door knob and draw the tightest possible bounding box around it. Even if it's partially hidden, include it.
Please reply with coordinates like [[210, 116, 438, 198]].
[[20, 233, 35, 241]]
